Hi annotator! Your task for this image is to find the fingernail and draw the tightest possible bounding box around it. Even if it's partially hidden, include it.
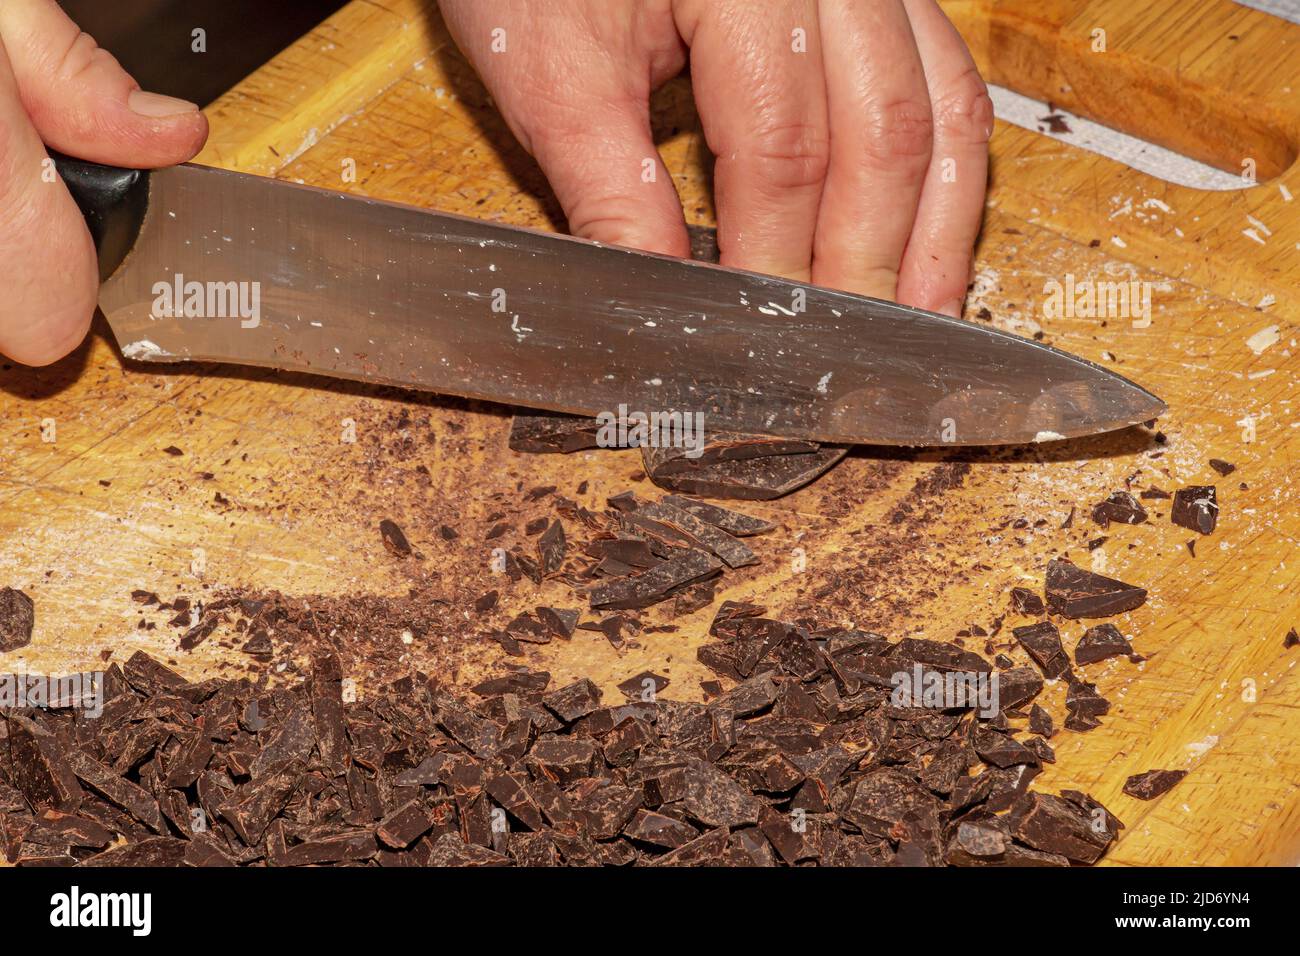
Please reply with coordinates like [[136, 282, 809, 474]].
[[129, 90, 199, 118], [936, 297, 965, 318]]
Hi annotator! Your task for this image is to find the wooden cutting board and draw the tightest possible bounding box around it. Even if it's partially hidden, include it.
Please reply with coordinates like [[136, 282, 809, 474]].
[[1, 0, 1296, 865]]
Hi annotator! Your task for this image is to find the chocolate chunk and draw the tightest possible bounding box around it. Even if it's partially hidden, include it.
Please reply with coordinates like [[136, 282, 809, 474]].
[[617, 672, 669, 702], [1009, 587, 1045, 616], [680, 758, 764, 827], [996, 667, 1044, 711], [624, 809, 698, 849], [643, 441, 847, 500], [1012, 621, 1071, 680], [1064, 678, 1110, 732], [587, 548, 722, 610], [508, 413, 601, 453], [0, 587, 35, 652], [1122, 769, 1187, 800], [1285, 628, 1299, 650], [1090, 491, 1148, 528], [1028, 704, 1055, 738], [123, 651, 187, 696], [1074, 622, 1133, 665], [5, 715, 83, 811], [1208, 459, 1235, 476], [218, 766, 301, 845], [576, 784, 642, 840], [542, 679, 603, 723], [1171, 485, 1218, 535], [379, 518, 412, 556], [661, 496, 775, 536], [844, 768, 940, 840], [536, 606, 579, 639], [1139, 487, 1172, 500], [282, 831, 377, 866], [65, 750, 165, 834], [537, 519, 567, 574], [1007, 792, 1117, 863], [1044, 558, 1147, 619], [634, 501, 757, 568], [310, 652, 348, 773]]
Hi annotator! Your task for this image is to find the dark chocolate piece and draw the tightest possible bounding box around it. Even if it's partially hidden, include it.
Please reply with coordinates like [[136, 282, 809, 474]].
[[536, 606, 579, 639], [1009, 587, 1045, 616], [586, 548, 722, 610], [1044, 559, 1147, 619], [378, 519, 412, 556], [1007, 792, 1117, 864], [1171, 485, 1218, 535], [6, 715, 83, 811], [1074, 622, 1133, 665], [634, 501, 757, 568], [542, 679, 603, 723], [508, 413, 602, 453], [1122, 769, 1187, 800], [0, 587, 35, 651], [1012, 621, 1071, 680], [1208, 459, 1235, 476], [617, 672, 669, 702], [1090, 491, 1148, 528], [643, 442, 847, 500], [661, 496, 775, 536], [537, 519, 567, 575]]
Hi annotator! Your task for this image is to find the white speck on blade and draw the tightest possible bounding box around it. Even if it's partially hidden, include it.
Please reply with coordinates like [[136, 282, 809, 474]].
[[815, 372, 832, 395], [1247, 325, 1280, 355], [684, 327, 697, 334], [766, 301, 796, 317], [121, 340, 167, 359], [1033, 430, 1066, 442], [648, 378, 663, 386], [758, 307, 778, 316]]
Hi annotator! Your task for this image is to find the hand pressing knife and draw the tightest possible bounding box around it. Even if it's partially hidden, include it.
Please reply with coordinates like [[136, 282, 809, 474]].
[[56, 155, 1164, 447]]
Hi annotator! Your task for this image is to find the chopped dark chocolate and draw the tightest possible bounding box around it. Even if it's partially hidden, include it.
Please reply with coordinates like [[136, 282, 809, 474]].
[[617, 671, 669, 702], [1090, 491, 1148, 528], [537, 519, 567, 574], [661, 496, 775, 536], [0, 587, 35, 652], [1123, 769, 1187, 801], [378, 519, 412, 556], [1044, 558, 1147, 619], [1171, 485, 1218, 535], [1009, 587, 1045, 616], [1013, 621, 1071, 680], [1208, 459, 1235, 476], [586, 548, 722, 610], [634, 500, 757, 568], [1074, 622, 1133, 665], [643, 440, 848, 500], [508, 413, 602, 453]]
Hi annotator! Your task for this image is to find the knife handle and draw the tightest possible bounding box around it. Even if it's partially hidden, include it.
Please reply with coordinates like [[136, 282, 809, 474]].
[[50, 153, 150, 283]]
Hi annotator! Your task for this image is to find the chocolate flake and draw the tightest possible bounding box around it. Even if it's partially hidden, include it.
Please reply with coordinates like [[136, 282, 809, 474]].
[[0, 587, 35, 652], [1171, 485, 1217, 535], [1122, 769, 1187, 801], [1044, 559, 1147, 619], [1074, 622, 1133, 665]]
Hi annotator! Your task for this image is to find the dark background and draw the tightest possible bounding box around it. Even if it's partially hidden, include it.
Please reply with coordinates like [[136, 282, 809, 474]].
[[59, 0, 347, 106]]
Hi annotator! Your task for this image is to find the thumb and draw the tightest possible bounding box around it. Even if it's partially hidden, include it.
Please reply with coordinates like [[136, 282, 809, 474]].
[[0, 0, 206, 167], [0, 35, 98, 365]]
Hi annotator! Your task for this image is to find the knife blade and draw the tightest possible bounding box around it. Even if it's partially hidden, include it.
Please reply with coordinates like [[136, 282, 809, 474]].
[[57, 156, 1164, 446]]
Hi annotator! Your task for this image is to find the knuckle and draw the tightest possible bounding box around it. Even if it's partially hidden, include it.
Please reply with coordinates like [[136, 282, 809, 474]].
[[741, 120, 831, 191], [932, 68, 994, 145], [863, 98, 934, 165]]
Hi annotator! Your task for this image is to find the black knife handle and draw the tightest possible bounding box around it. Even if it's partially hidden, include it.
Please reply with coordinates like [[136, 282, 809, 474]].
[[51, 153, 150, 282]]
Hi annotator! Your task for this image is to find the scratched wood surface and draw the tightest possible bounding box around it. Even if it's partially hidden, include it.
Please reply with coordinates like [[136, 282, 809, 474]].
[[0, 0, 1296, 865]]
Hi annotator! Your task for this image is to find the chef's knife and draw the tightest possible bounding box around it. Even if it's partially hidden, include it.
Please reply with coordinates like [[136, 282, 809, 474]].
[[55, 155, 1164, 447]]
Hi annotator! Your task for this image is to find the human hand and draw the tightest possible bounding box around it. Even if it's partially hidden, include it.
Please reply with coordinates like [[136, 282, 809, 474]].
[[439, 0, 991, 316], [0, 0, 207, 365]]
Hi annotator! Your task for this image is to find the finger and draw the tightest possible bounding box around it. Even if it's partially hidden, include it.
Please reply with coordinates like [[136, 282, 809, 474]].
[[895, 0, 992, 316], [440, 1, 689, 256], [676, 0, 829, 281], [0, 36, 98, 365], [812, 0, 932, 299], [0, 0, 206, 167]]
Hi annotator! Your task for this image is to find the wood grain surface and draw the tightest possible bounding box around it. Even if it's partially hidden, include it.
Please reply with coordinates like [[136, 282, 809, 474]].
[[1, 0, 1296, 865]]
